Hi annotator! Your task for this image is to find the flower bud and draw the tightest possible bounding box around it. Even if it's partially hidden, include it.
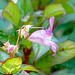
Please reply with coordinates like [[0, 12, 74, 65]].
[[7, 45, 19, 53], [18, 25, 32, 39], [3, 40, 10, 47], [0, 40, 19, 54]]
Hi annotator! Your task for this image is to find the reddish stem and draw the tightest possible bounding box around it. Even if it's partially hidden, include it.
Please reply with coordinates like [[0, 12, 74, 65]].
[[23, 48, 32, 73], [23, 48, 31, 64], [4, 74, 12, 75]]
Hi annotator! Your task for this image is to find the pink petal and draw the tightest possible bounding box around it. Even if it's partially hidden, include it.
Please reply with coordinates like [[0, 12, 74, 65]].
[[4, 40, 10, 46], [50, 41, 58, 56], [7, 45, 14, 53], [24, 31, 28, 36], [29, 30, 46, 45], [47, 16, 55, 35], [29, 30, 53, 46]]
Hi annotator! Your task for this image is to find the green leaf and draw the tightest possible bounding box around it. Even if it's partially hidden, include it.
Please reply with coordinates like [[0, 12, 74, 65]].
[[40, 0, 51, 7], [18, 0, 34, 16], [62, 14, 75, 24], [0, 18, 10, 29], [13, 71, 19, 75], [19, 70, 29, 75], [21, 38, 32, 49], [41, 20, 49, 29], [30, 72, 39, 75], [0, 51, 9, 61], [54, 0, 74, 14], [0, 10, 10, 29], [42, 3, 65, 21], [61, 57, 75, 69], [53, 69, 75, 75], [19, 65, 44, 75], [33, 43, 50, 60], [68, 28, 75, 42], [34, 41, 75, 70], [68, 0, 75, 12], [62, 3, 74, 14], [54, 0, 70, 3], [31, 0, 50, 11], [31, 0, 39, 10], [0, 0, 8, 9], [3, 1, 21, 26], [0, 71, 4, 75], [2, 57, 22, 74]]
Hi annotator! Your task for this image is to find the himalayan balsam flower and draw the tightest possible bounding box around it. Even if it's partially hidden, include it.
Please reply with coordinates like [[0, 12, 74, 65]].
[[18, 25, 32, 38], [29, 16, 58, 56], [0, 40, 18, 54]]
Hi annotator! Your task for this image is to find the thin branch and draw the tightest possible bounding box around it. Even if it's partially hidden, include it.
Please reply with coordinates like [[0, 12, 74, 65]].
[[23, 47, 32, 73]]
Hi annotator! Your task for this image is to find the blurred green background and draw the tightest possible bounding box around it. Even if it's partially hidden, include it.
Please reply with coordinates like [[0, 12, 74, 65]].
[[0, 0, 75, 75]]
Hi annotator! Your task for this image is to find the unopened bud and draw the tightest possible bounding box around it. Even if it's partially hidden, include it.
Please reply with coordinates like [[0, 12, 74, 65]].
[[18, 25, 32, 39]]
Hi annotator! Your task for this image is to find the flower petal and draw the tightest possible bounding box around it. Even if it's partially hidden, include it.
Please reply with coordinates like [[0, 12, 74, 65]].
[[50, 41, 58, 56], [47, 16, 55, 35], [7, 45, 14, 53], [29, 30, 46, 45], [4, 40, 10, 46]]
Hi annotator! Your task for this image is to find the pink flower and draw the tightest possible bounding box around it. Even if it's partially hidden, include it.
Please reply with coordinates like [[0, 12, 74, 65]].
[[29, 16, 58, 56], [0, 40, 10, 51], [7, 45, 18, 53], [3, 40, 10, 47], [0, 40, 18, 54]]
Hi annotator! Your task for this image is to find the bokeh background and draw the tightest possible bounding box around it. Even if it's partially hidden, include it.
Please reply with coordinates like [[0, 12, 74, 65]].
[[0, 0, 75, 75]]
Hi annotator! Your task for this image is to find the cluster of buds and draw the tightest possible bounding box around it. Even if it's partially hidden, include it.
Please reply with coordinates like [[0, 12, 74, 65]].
[[0, 40, 18, 54]]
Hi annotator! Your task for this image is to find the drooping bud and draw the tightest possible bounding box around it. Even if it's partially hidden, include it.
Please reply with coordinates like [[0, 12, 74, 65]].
[[18, 25, 32, 39]]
